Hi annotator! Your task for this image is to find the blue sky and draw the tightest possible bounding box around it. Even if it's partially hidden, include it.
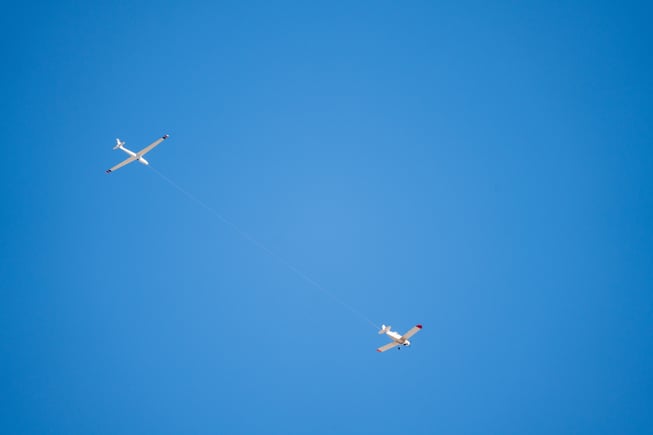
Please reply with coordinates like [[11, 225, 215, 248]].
[[2, 1, 652, 433]]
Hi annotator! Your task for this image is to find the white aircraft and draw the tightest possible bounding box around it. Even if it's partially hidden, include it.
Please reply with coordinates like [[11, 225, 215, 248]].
[[105, 134, 169, 174], [377, 324, 423, 352]]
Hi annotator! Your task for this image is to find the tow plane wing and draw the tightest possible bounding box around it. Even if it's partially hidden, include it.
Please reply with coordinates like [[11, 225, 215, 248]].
[[401, 325, 423, 340], [377, 342, 400, 353]]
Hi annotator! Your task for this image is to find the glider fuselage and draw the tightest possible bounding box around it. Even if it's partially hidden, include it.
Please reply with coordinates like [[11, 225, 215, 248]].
[[119, 145, 149, 165]]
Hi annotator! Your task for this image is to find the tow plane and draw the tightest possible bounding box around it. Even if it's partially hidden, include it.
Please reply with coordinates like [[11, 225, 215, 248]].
[[105, 134, 169, 174], [377, 324, 422, 352]]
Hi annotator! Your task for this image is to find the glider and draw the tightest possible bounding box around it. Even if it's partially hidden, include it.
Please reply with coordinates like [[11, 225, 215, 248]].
[[377, 324, 422, 352], [105, 134, 169, 174]]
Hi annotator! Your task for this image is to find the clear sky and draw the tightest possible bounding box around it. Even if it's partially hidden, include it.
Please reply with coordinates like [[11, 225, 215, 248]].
[[2, 1, 652, 434]]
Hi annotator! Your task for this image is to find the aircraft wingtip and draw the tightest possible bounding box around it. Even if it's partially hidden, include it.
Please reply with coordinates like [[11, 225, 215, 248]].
[[376, 349, 382, 352], [163, 134, 169, 139], [105, 169, 112, 174], [417, 324, 422, 329]]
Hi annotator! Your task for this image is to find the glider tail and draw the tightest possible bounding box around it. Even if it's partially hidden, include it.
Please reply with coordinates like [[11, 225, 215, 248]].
[[114, 138, 124, 150]]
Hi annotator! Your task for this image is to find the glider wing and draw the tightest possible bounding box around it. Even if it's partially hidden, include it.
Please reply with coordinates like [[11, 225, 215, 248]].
[[106, 155, 137, 174], [137, 134, 169, 157]]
